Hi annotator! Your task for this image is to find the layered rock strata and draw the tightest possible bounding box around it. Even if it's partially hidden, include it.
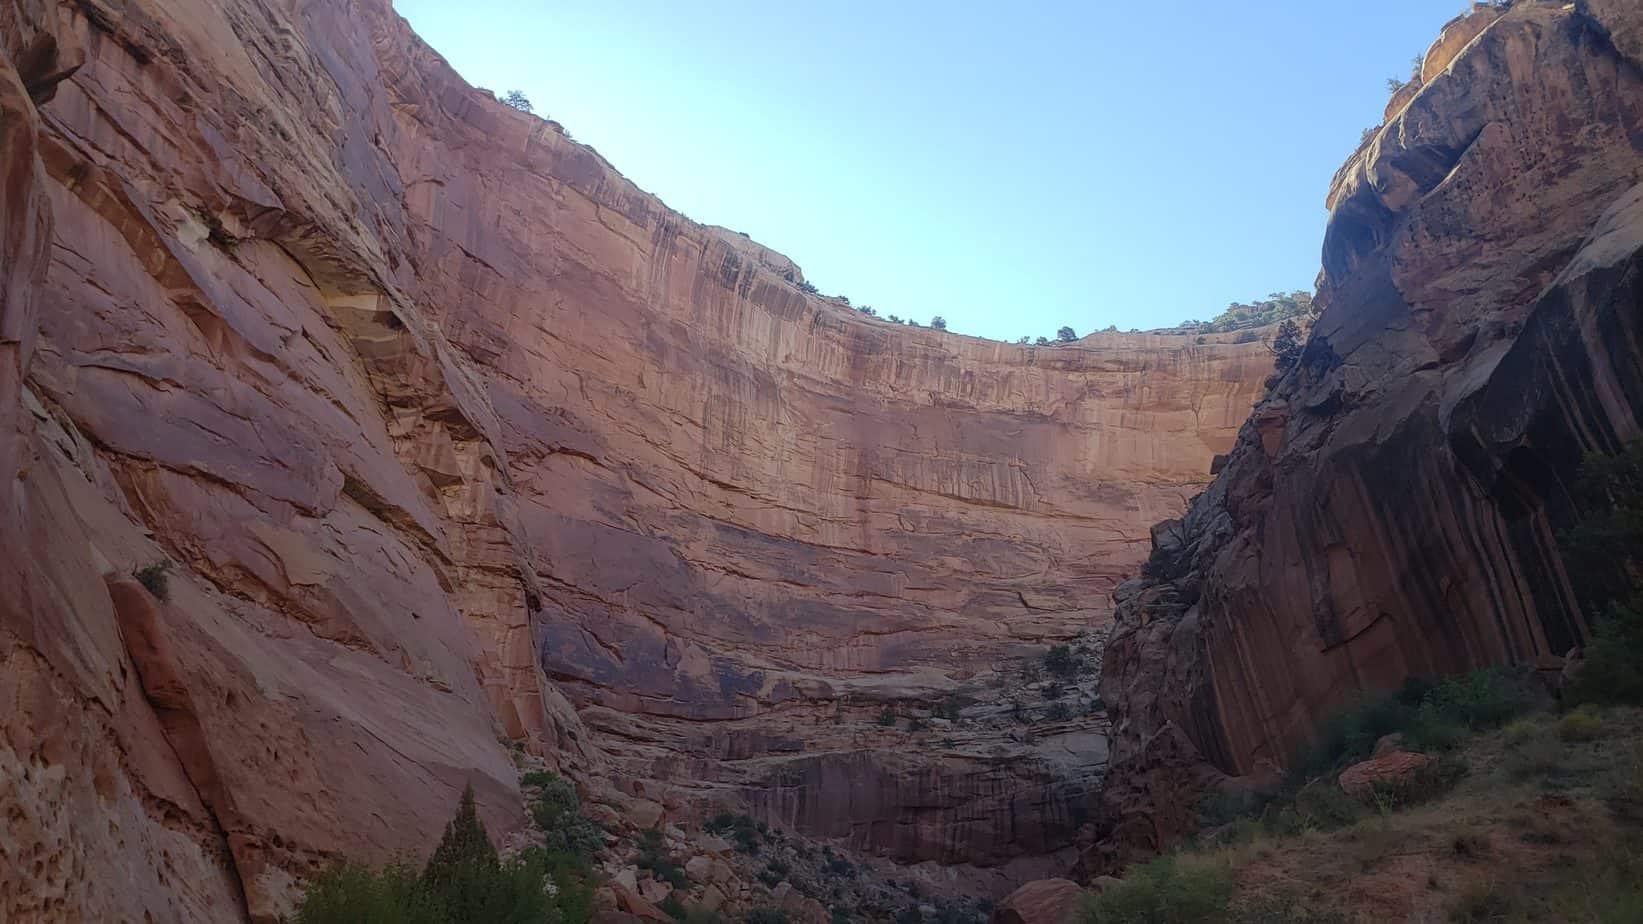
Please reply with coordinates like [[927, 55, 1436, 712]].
[[0, 0, 1273, 918], [1095, 0, 1643, 868]]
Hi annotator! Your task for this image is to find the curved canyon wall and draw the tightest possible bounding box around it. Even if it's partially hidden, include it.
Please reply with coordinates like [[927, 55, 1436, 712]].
[[1095, 0, 1643, 868], [0, 0, 1274, 919]]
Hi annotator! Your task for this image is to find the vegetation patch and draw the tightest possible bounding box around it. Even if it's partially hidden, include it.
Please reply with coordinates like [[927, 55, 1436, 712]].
[[1081, 855, 1233, 923], [1560, 440, 1643, 708], [134, 560, 172, 600], [296, 783, 597, 924], [522, 770, 604, 860], [637, 827, 687, 889], [705, 812, 765, 855], [1105, 706, 1643, 923], [1286, 667, 1537, 784]]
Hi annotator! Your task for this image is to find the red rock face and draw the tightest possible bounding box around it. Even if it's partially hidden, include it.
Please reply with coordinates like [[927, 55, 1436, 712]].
[[1095, 2, 1643, 870], [0, 0, 1273, 918]]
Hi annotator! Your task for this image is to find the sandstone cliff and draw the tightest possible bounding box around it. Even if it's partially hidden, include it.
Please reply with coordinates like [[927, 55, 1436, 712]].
[[1095, 0, 1643, 868], [0, 0, 1273, 919]]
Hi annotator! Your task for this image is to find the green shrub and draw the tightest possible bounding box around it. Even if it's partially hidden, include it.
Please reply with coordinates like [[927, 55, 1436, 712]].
[[1567, 598, 1643, 706], [1290, 669, 1533, 782], [936, 694, 973, 721], [1558, 707, 1605, 742], [1270, 320, 1303, 374], [704, 812, 762, 855], [1289, 678, 1429, 781], [1196, 789, 1275, 829], [1502, 716, 1542, 746], [758, 858, 789, 887], [1047, 702, 1072, 722], [500, 90, 534, 113], [134, 560, 172, 600], [1504, 732, 1565, 783], [746, 909, 792, 924], [297, 785, 558, 924], [421, 785, 501, 912], [1080, 856, 1233, 923], [1173, 292, 1314, 335], [637, 828, 687, 889], [1044, 644, 1080, 678], [1558, 840, 1643, 922], [1560, 441, 1643, 615], [295, 862, 445, 924], [1403, 711, 1468, 754], [1291, 781, 1363, 831], [1558, 440, 1643, 706], [525, 772, 603, 860], [1420, 669, 1536, 732], [877, 707, 898, 727]]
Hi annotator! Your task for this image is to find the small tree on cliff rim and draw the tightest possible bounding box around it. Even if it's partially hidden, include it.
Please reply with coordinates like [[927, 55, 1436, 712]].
[[1056, 326, 1078, 342], [501, 90, 534, 113]]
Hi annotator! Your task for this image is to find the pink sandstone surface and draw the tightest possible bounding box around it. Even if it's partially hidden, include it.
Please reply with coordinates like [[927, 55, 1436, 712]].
[[0, 0, 1273, 918]]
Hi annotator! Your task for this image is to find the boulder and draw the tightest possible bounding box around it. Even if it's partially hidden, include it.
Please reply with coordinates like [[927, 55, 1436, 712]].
[[1338, 751, 1433, 798], [611, 883, 673, 924], [992, 879, 1085, 924], [697, 835, 733, 856], [638, 878, 671, 905], [697, 884, 727, 912], [684, 856, 714, 880]]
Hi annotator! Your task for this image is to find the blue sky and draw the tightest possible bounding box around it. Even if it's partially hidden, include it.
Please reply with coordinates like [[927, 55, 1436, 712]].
[[395, 1, 1456, 341]]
